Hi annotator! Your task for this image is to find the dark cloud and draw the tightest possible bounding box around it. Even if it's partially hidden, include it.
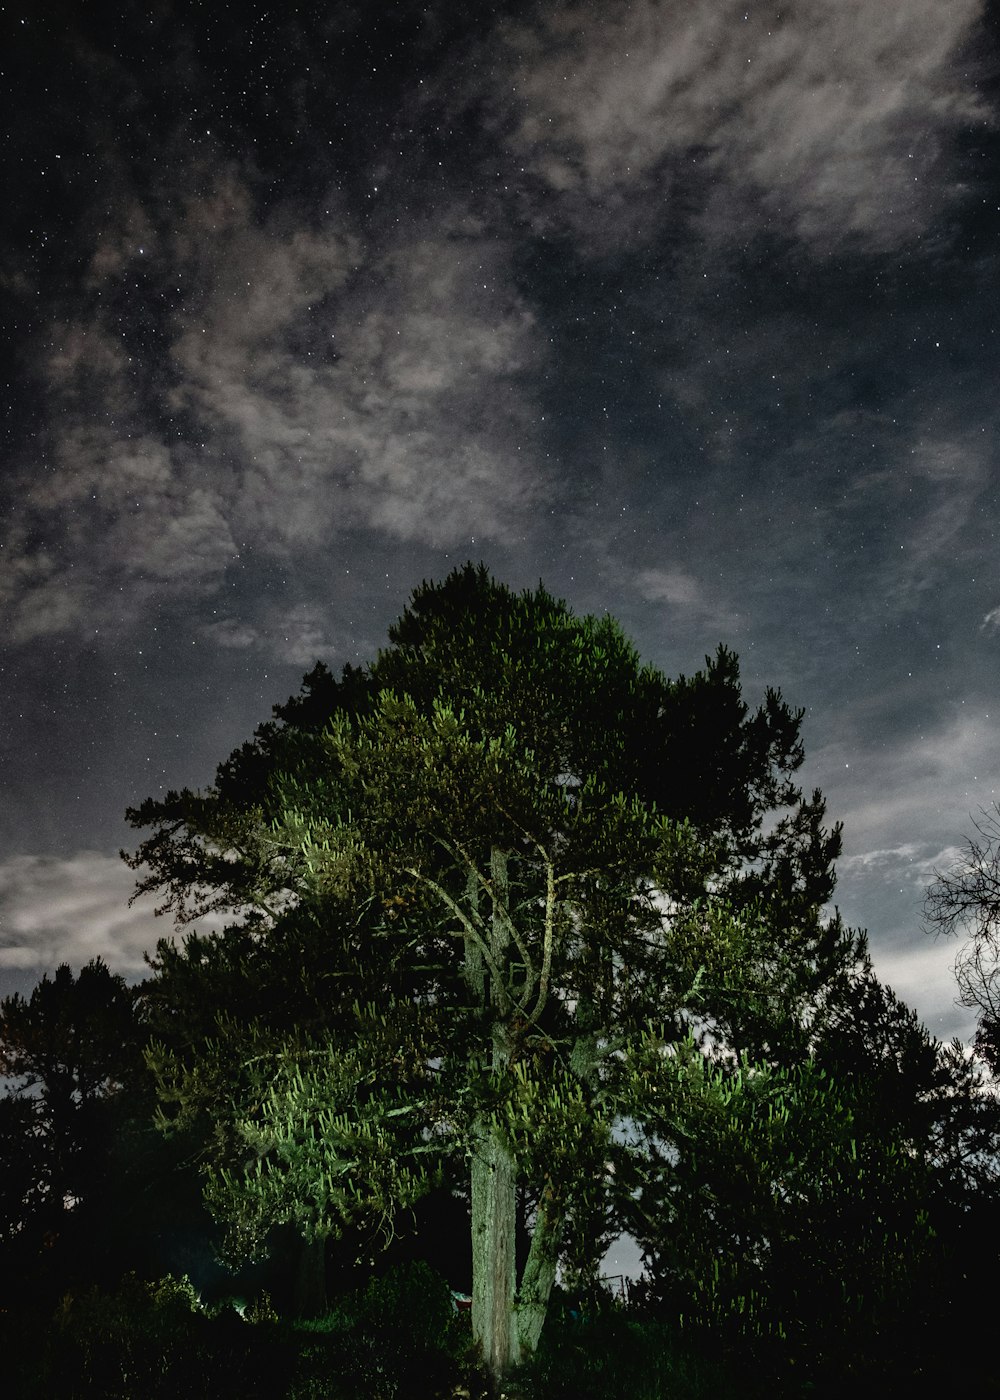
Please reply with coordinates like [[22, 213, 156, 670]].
[[3, 176, 555, 644]]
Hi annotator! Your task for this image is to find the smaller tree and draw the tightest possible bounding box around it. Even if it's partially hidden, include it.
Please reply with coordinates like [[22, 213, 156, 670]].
[[621, 1037, 929, 1380], [924, 804, 1000, 1071], [0, 959, 156, 1296], [619, 917, 1000, 1391]]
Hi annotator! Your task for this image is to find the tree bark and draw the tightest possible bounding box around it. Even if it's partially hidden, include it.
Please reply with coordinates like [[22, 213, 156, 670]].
[[469, 849, 522, 1394], [466, 846, 563, 1394], [471, 1120, 520, 1392], [515, 1184, 562, 1356]]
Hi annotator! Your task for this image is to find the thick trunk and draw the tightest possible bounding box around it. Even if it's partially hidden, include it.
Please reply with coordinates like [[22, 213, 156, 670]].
[[471, 1121, 520, 1391], [466, 846, 562, 1393], [469, 848, 520, 1394], [471, 1136, 564, 1392]]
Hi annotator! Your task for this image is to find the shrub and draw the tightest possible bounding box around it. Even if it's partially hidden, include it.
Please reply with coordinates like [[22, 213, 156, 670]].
[[1, 1259, 479, 1400], [511, 1293, 739, 1400], [3, 1273, 292, 1399], [289, 1259, 474, 1400]]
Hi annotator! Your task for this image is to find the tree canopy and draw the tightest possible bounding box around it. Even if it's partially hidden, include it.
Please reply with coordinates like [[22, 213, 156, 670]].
[[120, 563, 978, 1395]]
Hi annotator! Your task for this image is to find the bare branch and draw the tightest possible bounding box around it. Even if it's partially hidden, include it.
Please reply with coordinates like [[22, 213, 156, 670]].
[[924, 804, 1000, 1021], [528, 850, 557, 1025]]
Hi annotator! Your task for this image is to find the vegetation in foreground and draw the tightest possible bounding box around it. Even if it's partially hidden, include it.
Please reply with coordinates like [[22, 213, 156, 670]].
[[4, 1255, 1000, 1400]]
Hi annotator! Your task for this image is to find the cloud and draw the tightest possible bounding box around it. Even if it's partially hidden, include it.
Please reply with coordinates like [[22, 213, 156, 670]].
[[634, 566, 738, 631], [868, 937, 976, 1042], [816, 706, 1000, 862], [168, 193, 550, 552], [822, 837, 979, 1041], [839, 842, 965, 885], [202, 602, 350, 667], [0, 853, 163, 976], [882, 435, 991, 602], [744, 402, 997, 632], [982, 607, 1000, 632], [806, 701, 1000, 1048], [491, 0, 986, 253], [3, 173, 554, 646], [2, 429, 238, 643]]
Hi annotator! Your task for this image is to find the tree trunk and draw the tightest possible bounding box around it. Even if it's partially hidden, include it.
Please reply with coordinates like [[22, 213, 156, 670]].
[[469, 849, 521, 1394], [471, 1120, 520, 1393], [516, 1184, 562, 1356], [466, 846, 563, 1394]]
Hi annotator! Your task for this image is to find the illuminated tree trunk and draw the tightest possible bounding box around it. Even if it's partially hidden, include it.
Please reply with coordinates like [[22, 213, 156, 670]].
[[468, 848, 520, 1393], [471, 1115, 520, 1390], [515, 1183, 561, 1356], [464, 846, 566, 1393]]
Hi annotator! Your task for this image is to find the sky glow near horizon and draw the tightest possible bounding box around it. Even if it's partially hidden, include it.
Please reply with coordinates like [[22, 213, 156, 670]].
[[2, 0, 999, 1067]]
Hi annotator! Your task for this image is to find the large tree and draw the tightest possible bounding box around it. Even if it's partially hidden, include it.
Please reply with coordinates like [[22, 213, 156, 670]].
[[126, 564, 845, 1393]]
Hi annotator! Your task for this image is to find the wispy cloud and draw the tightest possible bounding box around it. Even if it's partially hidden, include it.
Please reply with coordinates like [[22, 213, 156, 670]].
[[820, 835, 978, 1040], [839, 842, 965, 883], [3, 429, 238, 643], [869, 937, 976, 1043], [162, 182, 551, 555], [2, 174, 554, 646], [816, 707, 1000, 860], [201, 602, 351, 668], [489, 0, 986, 253], [634, 566, 739, 632], [807, 702, 999, 1046]]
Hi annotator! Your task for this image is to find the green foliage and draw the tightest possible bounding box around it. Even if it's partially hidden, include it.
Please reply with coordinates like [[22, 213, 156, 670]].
[[511, 1293, 738, 1400], [202, 1014, 444, 1264], [1, 1262, 478, 1400], [290, 1260, 475, 1400], [1, 569, 995, 1397], [616, 1005, 961, 1387]]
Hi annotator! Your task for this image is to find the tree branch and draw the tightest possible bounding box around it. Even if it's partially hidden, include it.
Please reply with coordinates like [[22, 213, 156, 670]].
[[528, 851, 557, 1024], [437, 834, 538, 1004], [402, 866, 508, 1006]]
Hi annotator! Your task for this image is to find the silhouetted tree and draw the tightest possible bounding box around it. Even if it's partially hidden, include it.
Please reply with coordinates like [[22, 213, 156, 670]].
[[0, 959, 155, 1296], [924, 804, 1000, 1072], [623, 927, 998, 1390]]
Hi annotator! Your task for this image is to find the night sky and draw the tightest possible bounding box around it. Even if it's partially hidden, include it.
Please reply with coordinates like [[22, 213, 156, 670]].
[[2, 0, 999, 1053]]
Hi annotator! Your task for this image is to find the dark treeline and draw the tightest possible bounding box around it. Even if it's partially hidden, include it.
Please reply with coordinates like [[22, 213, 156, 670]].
[[3, 565, 1000, 1399]]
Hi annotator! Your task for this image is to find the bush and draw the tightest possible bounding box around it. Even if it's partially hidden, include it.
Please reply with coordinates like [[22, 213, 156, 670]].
[[1, 1259, 480, 1400], [289, 1258, 476, 1400], [510, 1292, 739, 1400], [3, 1273, 292, 1399]]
